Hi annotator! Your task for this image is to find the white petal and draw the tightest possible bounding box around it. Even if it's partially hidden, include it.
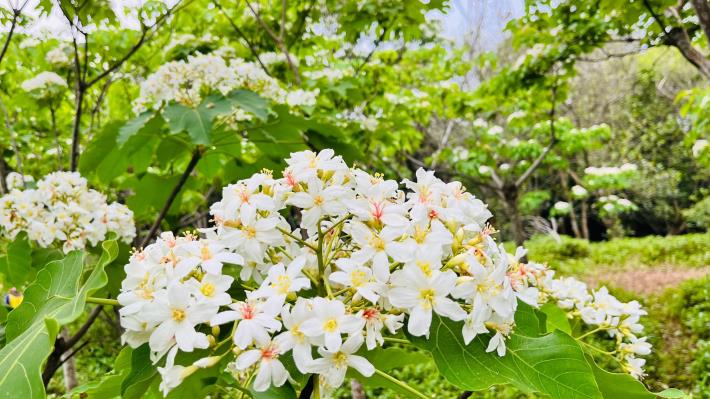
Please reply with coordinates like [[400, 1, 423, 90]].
[[348, 355, 375, 377]]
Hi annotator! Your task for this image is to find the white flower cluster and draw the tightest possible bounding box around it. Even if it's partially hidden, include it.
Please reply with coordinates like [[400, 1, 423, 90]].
[[134, 53, 318, 113], [692, 139, 708, 158], [571, 184, 589, 199], [551, 201, 571, 216], [337, 104, 380, 131], [0, 172, 135, 252], [117, 149, 652, 396], [20, 71, 67, 93], [524, 267, 651, 379], [584, 163, 638, 177], [5, 172, 34, 190], [597, 195, 636, 217], [45, 45, 72, 67], [118, 149, 556, 395]]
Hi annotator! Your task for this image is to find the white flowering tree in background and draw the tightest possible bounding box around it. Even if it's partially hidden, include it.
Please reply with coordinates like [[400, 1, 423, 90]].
[[0, 0, 707, 398]]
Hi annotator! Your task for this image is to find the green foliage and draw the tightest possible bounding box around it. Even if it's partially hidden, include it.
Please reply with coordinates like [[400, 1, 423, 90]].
[[644, 277, 710, 397], [410, 314, 603, 399], [0, 239, 118, 398], [684, 196, 710, 231], [0, 232, 32, 287], [524, 233, 710, 274]]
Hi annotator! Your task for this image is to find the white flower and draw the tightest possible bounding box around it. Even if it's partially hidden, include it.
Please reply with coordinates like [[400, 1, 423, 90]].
[[251, 256, 311, 303], [692, 139, 708, 157], [389, 266, 466, 337], [309, 334, 375, 387], [21, 71, 67, 92], [211, 297, 282, 349], [275, 299, 315, 373], [299, 297, 364, 351], [623, 356, 646, 379], [158, 347, 198, 396], [235, 340, 290, 391], [142, 284, 212, 353], [286, 178, 348, 234], [486, 331, 507, 356], [621, 336, 652, 356], [330, 258, 383, 303]]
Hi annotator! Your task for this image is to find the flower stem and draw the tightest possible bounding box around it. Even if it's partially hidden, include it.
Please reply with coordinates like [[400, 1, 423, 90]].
[[277, 227, 317, 251], [383, 337, 411, 345], [374, 369, 428, 399], [576, 326, 604, 340], [85, 297, 119, 307]]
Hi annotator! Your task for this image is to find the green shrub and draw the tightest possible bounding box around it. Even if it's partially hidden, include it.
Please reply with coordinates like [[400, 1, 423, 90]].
[[684, 196, 710, 231], [644, 277, 710, 397], [523, 233, 710, 273]]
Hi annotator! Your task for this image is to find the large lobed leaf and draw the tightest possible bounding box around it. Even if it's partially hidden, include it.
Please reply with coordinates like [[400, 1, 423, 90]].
[[410, 313, 602, 399], [0, 232, 32, 287], [0, 239, 118, 398], [410, 303, 685, 399]]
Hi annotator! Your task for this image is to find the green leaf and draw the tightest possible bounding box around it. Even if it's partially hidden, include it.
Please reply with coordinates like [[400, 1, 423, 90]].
[[0, 239, 118, 398], [410, 314, 603, 399], [226, 89, 269, 121], [79, 122, 126, 181], [0, 232, 32, 287], [250, 382, 297, 399], [164, 103, 213, 145], [541, 302, 572, 335], [352, 347, 430, 396], [585, 355, 686, 399], [70, 346, 133, 398], [118, 112, 159, 145], [514, 301, 547, 336], [121, 344, 158, 399]]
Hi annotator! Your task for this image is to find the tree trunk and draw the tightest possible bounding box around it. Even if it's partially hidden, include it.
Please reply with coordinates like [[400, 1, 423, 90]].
[[580, 200, 590, 240], [350, 379, 366, 399], [666, 27, 710, 79], [61, 328, 78, 392], [559, 172, 581, 238], [499, 186, 525, 245]]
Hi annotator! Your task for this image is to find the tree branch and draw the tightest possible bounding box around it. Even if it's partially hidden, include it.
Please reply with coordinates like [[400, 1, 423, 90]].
[[85, 0, 185, 88], [691, 0, 710, 43], [214, 0, 271, 75], [0, 153, 7, 194], [515, 84, 558, 188], [0, 8, 21, 68], [355, 26, 387, 76], [140, 149, 202, 247], [643, 0, 710, 78], [64, 306, 102, 350], [245, 0, 301, 84]]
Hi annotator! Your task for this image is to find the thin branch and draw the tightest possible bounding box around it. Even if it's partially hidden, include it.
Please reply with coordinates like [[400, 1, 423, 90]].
[[691, 0, 710, 43], [0, 9, 21, 67], [214, 0, 271, 75], [85, 1, 186, 88], [64, 306, 102, 350], [140, 149, 202, 247], [57, 340, 90, 368], [49, 105, 63, 169], [515, 83, 558, 188], [642, 0, 710, 77], [0, 97, 24, 176], [280, 0, 287, 39], [245, 0, 301, 84], [0, 154, 7, 194], [286, 0, 315, 48], [355, 26, 387, 76], [89, 77, 113, 136], [430, 120, 455, 168]]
